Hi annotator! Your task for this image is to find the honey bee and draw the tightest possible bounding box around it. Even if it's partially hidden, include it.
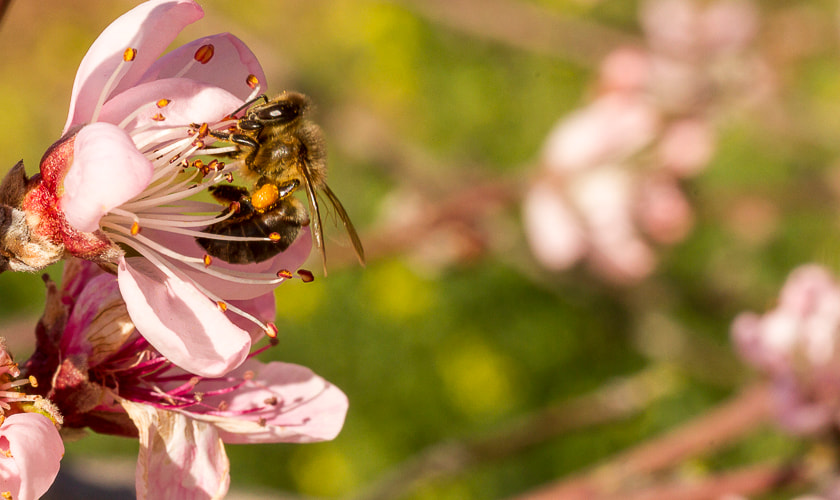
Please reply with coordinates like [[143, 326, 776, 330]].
[[197, 91, 365, 273]]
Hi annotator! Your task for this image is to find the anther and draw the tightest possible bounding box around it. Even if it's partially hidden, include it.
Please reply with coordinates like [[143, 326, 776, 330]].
[[130, 222, 141, 236], [276, 269, 293, 279], [297, 269, 315, 283], [225, 172, 234, 183], [169, 153, 182, 164], [123, 47, 138, 62], [203, 255, 212, 267], [264, 396, 278, 406], [268, 232, 281, 242], [156, 98, 171, 108], [216, 301, 227, 312], [217, 400, 229, 411], [265, 323, 278, 339], [246, 74, 259, 90], [228, 201, 241, 214], [28, 375, 37, 388], [194, 44, 215, 64], [151, 113, 165, 121]]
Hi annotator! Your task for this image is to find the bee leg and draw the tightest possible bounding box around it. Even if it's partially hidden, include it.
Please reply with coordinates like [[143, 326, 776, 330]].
[[256, 178, 299, 199], [227, 133, 260, 151], [208, 185, 250, 204]]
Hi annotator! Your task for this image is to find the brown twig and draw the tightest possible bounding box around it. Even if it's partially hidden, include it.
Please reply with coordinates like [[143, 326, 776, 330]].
[[608, 461, 806, 500], [513, 383, 774, 500], [353, 366, 680, 500], [391, 0, 639, 65], [0, 1, 12, 28]]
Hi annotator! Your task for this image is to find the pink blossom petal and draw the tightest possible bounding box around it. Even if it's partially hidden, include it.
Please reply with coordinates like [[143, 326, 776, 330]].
[[117, 256, 250, 377], [0, 413, 63, 500], [62, 123, 154, 232], [194, 361, 349, 444], [137, 33, 268, 102], [98, 78, 244, 130], [523, 182, 586, 271], [122, 400, 229, 500], [227, 292, 277, 343], [64, 0, 204, 132]]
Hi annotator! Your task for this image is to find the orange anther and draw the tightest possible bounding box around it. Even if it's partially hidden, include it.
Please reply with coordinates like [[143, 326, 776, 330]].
[[156, 98, 171, 108], [194, 44, 215, 64], [203, 255, 212, 267], [246, 74, 259, 89], [297, 269, 315, 283], [276, 269, 293, 279], [123, 47, 137, 62], [265, 323, 278, 338], [216, 301, 227, 312], [130, 221, 140, 235], [151, 113, 165, 121]]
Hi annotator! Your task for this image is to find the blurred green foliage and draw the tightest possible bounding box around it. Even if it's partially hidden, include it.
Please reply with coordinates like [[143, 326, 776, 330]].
[[3, 0, 840, 498]]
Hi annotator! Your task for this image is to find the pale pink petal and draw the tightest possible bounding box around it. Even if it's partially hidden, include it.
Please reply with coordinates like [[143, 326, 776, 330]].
[[657, 119, 715, 177], [117, 257, 250, 377], [60, 272, 125, 359], [64, 0, 204, 132], [637, 177, 694, 244], [227, 292, 277, 343], [137, 33, 268, 102], [523, 182, 586, 271], [193, 361, 349, 444], [122, 400, 229, 500], [141, 227, 312, 301], [542, 95, 659, 174], [98, 78, 244, 130], [0, 413, 63, 500], [62, 123, 154, 232]]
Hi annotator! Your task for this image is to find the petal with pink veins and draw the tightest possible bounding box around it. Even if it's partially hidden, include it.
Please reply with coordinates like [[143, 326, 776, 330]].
[[64, 0, 204, 132], [195, 361, 349, 444], [123, 400, 229, 500], [0, 413, 64, 500], [137, 33, 268, 102], [117, 257, 250, 377], [62, 122, 154, 232]]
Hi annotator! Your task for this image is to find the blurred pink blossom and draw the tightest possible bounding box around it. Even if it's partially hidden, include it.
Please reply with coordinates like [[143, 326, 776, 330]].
[[524, 0, 769, 283], [15, 0, 311, 377], [26, 259, 347, 499], [732, 265, 840, 434]]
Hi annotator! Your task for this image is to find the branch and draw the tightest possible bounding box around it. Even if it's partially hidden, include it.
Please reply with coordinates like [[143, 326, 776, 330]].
[[354, 366, 680, 500], [391, 0, 639, 65], [513, 383, 774, 500]]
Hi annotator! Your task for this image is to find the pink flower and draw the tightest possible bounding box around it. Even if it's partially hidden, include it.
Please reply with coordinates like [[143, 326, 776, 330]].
[[0, 341, 64, 500], [6, 0, 313, 377], [732, 265, 840, 434], [27, 260, 347, 499]]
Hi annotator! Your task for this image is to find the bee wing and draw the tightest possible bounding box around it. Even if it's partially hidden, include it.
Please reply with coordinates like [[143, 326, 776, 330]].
[[322, 184, 365, 267], [300, 166, 327, 275]]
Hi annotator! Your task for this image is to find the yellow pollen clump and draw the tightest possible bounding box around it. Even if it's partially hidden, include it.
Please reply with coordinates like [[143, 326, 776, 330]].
[[251, 184, 279, 211], [194, 44, 215, 64], [28, 375, 37, 388], [151, 113, 165, 122], [216, 301, 227, 312], [123, 47, 137, 61], [156, 98, 171, 108], [268, 232, 281, 241], [276, 269, 293, 279], [130, 222, 141, 236], [203, 255, 212, 267]]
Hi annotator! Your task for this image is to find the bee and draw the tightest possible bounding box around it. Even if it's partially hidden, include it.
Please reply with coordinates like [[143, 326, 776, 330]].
[[197, 91, 365, 273]]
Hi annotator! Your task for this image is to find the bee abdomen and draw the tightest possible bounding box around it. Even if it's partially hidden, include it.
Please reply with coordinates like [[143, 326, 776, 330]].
[[197, 198, 307, 264]]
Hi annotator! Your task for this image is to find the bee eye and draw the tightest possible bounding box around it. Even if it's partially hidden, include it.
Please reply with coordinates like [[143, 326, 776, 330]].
[[256, 101, 300, 124]]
